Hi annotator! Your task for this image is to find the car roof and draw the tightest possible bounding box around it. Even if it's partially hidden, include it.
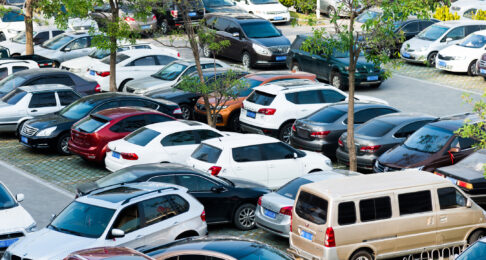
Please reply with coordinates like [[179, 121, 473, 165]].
[[12, 68, 71, 77], [94, 106, 161, 120], [178, 57, 222, 65], [76, 92, 159, 105], [428, 113, 480, 131], [118, 49, 173, 58], [303, 170, 449, 198], [324, 102, 392, 112], [202, 133, 278, 148], [145, 120, 211, 132], [245, 71, 316, 81], [0, 59, 36, 66], [371, 112, 438, 125], [436, 20, 486, 27], [300, 169, 361, 182], [18, 84, 73, 92], [253, 80, 329, 94], [119, 163, 208, 178]]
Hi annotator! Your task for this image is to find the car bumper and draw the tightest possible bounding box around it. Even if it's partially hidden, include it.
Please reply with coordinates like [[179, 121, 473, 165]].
[[253, 53, 288, 67], [105, 151, 133, 172], [240, 122, 279, 137], [289, 232, 339, 260], [255, 206, 290, 238], [68, 142, 103, 162], [335, 147, 377, 171], [289, 135, 336, 158], [400, 49, 428, 63], [194, 107, 229, 127], [256, 12, 291, 23], [18, 134, 54, 149], [128, 20, 158, 32], [85, 73, 109, 92], [436, 58, 470, 73]]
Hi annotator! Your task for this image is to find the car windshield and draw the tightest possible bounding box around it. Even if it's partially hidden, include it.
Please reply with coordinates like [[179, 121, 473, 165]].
[[0, 183, 17, 210], [202, 0, 234, 7], [124, 127, 160, 146], [403, 125, 453, 153], [95, 170, 139, 187], [42, 34, 74, 50], [101, 53, 130, 64], [276, 177, 313, 199], [230, 78, 262, 97], [89, 48, 110, 59], [241, 22, 281, 38], [49, 201, 115, 238], [59, 99, 96, 120], [152, 63, 188, 81], [251, 0, 279, 4], [1, 88, 26, 105], [11, 31, 37, 44], [456, 241, 486, 260], [416, 25, 449, 41], [0, 74, 26, 95], [459, 34, 486, 48], [356, 119, 397, 137], [357, 10, 381, 23], [1, 10, 24, 22]]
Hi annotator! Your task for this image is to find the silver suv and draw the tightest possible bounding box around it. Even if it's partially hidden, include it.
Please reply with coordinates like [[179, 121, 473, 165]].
[[3, 182, 207, 260]]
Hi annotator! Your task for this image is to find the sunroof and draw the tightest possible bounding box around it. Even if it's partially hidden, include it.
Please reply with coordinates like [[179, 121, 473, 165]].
[[90, 187, 144, 203]]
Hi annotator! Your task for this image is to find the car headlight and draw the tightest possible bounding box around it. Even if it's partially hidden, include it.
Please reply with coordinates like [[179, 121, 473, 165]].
[[26, 222, 37, 233], [36, 126, 57, 137], [344, 66, 359, 72], [2, 251, 11, 260], [253, 43, 271, 56], [325, 158, 332, 167], [453, 56, 466, 60], [214, 105, 228, 110]]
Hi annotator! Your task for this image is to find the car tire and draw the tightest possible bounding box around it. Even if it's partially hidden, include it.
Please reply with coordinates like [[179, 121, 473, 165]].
[[468, 230, 485, 245], [330, 71, 347, 90], [118, 79, 132, 92], [228, 111, 241, 132], [179, 103, 193, 120], [427, 52, 437, 67], [241, 51, 252, 69], [0, 32, 5, 42], [234, 203, 256, 230], [350, 250, 374, 260], [202, 44, 212, 58], [53, 61, 60, 68], [327, 6, 336, 16], [279, 121, 293, 144], [160, 19, 170, 35], [291, 61, 301, 72], [56, 133, 71, 155], [467, 60, 478, 76]]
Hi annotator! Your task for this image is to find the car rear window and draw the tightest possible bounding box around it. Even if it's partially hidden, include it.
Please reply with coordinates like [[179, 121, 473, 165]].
[[246, 90, 275, 106], [124, 127, 160, 146], [74, 116, 109, 133], [191, 144, 222, 164], [307, 107, 346, 123], [276, 177, 313, 199], [295, 191, 328, 225], [356, 119, 396, 137], [101, 53, 130, 64]]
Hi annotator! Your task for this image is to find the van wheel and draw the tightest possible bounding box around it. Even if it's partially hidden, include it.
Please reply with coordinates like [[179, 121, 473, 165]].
[[468, 230, 485, 245], [467, 60, 478, 76], [234, 203, 256, 230], [350, 250, 373, 260]]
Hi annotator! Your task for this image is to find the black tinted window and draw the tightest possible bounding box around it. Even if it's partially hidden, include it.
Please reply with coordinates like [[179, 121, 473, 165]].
[[293, 90, 322, 104], [233, 145, 263, 162], [57, 90, 80, 106], [402, 22, 419, 33], [112, 204, 141, 233], [12, 66, 29, 74], [176, 175, 216, 192], [466, 25, 482, 35], [356, 119, 396, 137], [196, 129, 222, 141], [308, 107, 346, 123], [131, 56, 156, 66], [93, 101, 119, 112], [398, 190, 432, 215], [149, 175, 176, 184], [276, 177, 312, 199], [0, 67, 7, 80], [124, 127, 160, 146], [28, 75, 74, 86], [226, 21, 240, 34], [145, 114, 172, 124], [155, 55, 177, 65], [295, 191, 327, 225], [321, 90, 346, 103], [75, 116, 107, 133], [141, 195, 189, 226], [359, 197, 392, 222], [123, 100, 145, 107], [394, 120, 429, 138], [29, 92, 57, 108], [53, 30, 64, 36], [35, 31, 49, 42], [420, 21, 435, 30], [353, 108, 397, 124], [338, 202, 356, 225], [113, 115, 147, 133], [191, 144, 222, 163], [261, 142, 296, 160], [246, 91, 275, 106], [438, 187, 466, 209], [161, 131, 196, 146]]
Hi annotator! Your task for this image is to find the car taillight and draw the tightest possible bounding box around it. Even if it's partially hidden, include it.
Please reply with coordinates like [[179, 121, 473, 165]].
[[200, 210, 206, 222], [208, 166, 222, 176], [338, 139, 343, 147], [360, 145, 381, 153], [290, 211, 293, 232], [325, 227, 336, 247], [258, 108, 276, 115], [257, 196, 262, 206], [125, 16, 135, 22], [457, 180, 473, 190], [173, 108, 182, 115], [292, 124, 296, 132], [96, 71, 110, 77], [310, 131, 330, 139], [241, 103, 245, 109], [170, 10, 178, 17], [121, 152, 138, 160], [95, 84, 101, 93], [152, 15, 157, 21], [433, 171, 444, 177], [177, 52, 180, 57], [279, 206, 293, 216]]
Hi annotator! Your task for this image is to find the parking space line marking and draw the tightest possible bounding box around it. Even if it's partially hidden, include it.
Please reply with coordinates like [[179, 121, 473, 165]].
[[393, 74, 483, 95]]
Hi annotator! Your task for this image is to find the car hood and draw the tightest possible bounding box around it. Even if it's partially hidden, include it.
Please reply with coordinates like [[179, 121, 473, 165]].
[[7, 228, 97, 260], [62, 56, 98, 69], [0, 205, 35, 232], [378, 144, 432, 168], [126, 76, 175, 92], [402, 37, 432, 50], [251, 36, 290, 48], [26, 113, 75, 130], [439, 44, 482, 57], [33, 46, 57, 56]]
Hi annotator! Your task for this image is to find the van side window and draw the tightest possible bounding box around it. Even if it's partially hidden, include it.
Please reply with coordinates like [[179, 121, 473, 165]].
[[338, 202, 356, 225], [438, 187, 466, 209], [359, 197, 391, 222], [398, 190, 432, 215]]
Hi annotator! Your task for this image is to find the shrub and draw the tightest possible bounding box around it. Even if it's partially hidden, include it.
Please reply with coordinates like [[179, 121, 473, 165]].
[[473, 9, 486, 20], [279, 0, 294, 8], [433, 5, 460, 21], [294, 0, 315, 14]]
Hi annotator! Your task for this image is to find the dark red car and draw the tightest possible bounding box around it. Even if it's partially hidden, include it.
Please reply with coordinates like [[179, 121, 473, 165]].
[[68, 107, 175, 163], [64, 247, 152, 260]]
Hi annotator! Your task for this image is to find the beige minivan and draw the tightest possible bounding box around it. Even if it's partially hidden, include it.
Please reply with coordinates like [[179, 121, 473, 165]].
[[288, 170, 486, 260]]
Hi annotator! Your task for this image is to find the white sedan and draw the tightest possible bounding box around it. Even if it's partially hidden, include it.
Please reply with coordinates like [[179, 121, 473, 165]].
[[105, 120, 228, 172], [85, 48, 180, 92]]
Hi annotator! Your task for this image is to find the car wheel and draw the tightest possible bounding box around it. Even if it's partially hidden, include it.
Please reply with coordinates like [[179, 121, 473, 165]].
[[468, 230, 485, 245], [234, 203, 256, 230], [56, 133, 71, 155], [291, 61, 300, 72], [118, 79, 132, 92], [241, 51, 252, 69], [160, 19, 170, 35], [350, 250, 374, 260], [330, 71, 347, 90], [0, 32, 5, 42], [229, 111, 241, 132], [179, 104, 193, 120], [16, 121, 26, 138], [467, 60, 478, 76], [11, 53, 20, 57], [53, 61, 60, 68], [426, 52, 437, 67], [279, 121, 293, 144], [202, 44, 212, 58]]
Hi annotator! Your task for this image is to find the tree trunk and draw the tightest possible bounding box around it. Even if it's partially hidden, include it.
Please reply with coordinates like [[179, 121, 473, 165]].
[[109, 0, 118, 92], [24, 0, 34, 55], [346, 1, 357, 172]]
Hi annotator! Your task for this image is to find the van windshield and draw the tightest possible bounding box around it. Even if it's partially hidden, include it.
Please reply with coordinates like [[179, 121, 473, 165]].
[[295, 191, 328, 225]]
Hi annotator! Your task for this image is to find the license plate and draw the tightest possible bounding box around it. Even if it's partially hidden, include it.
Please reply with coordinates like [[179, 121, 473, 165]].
[[301, 230, 313, 241], [446, 176, 457, 185], [402, 52, 411, 58], [481, 69, 486, 74], [438, 61, 446, 68], [0, 238, 19, 248], [246, 110, 256, 118], [188, 12, 197, 17], [274, 16, 283, 20], [21, 136, 28, 144], [264, 209, 276, 219], [112, 151, 120, 159], [89, 70, 95, 76], [275, 56, 286, 61], [141, 25, 150, 30], [367, 75, 378, 81]]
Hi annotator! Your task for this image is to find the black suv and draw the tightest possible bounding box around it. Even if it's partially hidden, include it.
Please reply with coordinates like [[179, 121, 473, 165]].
[[19, 93, 182, 155], [152, 0, 205, 34], [202, 13, 291, 69]]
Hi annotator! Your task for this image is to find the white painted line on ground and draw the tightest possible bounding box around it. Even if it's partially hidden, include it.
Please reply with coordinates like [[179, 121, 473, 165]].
[[393, 74, 484, 96], [0, 160, 74, 198]]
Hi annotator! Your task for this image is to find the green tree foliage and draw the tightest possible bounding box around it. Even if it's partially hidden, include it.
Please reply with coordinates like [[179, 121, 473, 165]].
[[433, 5, 460, 21], [473, 10, 486, 20], [279, 0, 294, 8], [294, 0, 316, 15]]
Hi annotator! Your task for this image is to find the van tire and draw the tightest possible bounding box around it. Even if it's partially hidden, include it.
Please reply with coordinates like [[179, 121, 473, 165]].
[[350, 250, 373, 260], [468, 230, 485, 245]]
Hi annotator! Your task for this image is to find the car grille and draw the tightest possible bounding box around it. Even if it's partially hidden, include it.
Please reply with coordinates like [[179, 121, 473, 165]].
[[21, 124, 38, 136], [269, 45, 290, 54], [267, 10, 287, 15], [196, 103, 206, 112], [374, 161, 401, 172], [438, 54, 454, 61]]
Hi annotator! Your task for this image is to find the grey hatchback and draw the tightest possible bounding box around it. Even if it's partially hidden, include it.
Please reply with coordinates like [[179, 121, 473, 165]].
[[290, 102, 399, 159], [336, 113, 438, 171]]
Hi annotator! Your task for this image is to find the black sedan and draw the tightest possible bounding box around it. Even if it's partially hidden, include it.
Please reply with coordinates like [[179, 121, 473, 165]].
[[434, 149, 486, 207], [76, 163, 270, 230], [0, 68, 98, 98], [19, 93, 182, 155], [4, 54, 56, 68], [336, 113, 437, 171]]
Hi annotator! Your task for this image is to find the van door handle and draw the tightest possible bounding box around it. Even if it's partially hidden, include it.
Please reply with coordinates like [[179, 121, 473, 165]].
[[440, 216, 447, 223], [31, 110, 37, 112]]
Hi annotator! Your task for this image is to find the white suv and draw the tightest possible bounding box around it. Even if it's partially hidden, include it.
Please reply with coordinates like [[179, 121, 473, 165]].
[[185, 134, 332, 189], [3, 182, 207, 260], [239, 79, 386, 143]]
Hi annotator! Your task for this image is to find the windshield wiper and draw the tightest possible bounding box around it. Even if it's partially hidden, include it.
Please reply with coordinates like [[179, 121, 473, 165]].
[[56, 226, 85, 237]]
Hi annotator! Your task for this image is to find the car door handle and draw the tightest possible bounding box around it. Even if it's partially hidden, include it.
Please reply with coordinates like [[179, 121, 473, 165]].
[[440, 216, 447, 223], [30, 110, 37, 112]]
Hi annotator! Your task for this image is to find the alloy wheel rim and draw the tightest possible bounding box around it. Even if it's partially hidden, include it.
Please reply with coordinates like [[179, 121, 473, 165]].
[[61, 137, 70, 154], [181, 106, 191, 120], [429, 53, 436, 66], [355, 257, 370, 260], [238, 207, 255, 228], [282, 126, 292, 143], [471, 63, 478, 75], [242, 54, 250, 68], [161, 22, 168, 34]]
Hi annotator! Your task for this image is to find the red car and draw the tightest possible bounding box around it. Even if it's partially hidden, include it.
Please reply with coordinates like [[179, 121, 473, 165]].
[[68, 107, 175, 163], [64, 247, 152, 260]]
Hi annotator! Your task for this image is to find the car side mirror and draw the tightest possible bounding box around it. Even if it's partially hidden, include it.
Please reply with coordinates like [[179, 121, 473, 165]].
[[232, 32, 239, 38], [449, 147, 460, 153], [211, 186, 225, 193], [466, 198, 472, 208], [111, 228, 125, 238], [445, 38, 453, 43], [16, 193, 24, 202], [293, 152, 298, 159], [50, 214, 56, 222], [63, 47, 71, 52]]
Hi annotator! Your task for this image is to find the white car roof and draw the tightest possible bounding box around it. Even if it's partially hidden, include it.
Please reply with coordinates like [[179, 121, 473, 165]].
[[253, 80, 339, 95], [471, 29, 486, 37], [0, 59, 37, 66], [19, 84, 73, 92], [120, 48, 179, 59], [145, 120, 214, 133], [202, 133, 279, 149], [436, 19, 486, 27]]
